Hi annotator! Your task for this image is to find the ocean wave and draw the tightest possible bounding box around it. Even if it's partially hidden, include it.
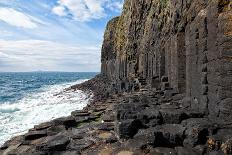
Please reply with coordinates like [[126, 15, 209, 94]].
[[0, 79, 92, 146]]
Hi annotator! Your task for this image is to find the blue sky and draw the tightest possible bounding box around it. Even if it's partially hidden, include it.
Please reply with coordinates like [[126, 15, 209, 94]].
[[0, 0, 123, 72]]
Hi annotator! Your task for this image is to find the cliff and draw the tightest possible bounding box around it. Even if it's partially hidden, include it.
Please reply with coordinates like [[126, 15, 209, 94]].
[[101, 0, 232, 121], [1, 0, 232, 155]]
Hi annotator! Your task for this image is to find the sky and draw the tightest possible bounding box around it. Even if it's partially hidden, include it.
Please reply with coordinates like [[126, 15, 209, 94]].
[[0, 0, 124, 72]]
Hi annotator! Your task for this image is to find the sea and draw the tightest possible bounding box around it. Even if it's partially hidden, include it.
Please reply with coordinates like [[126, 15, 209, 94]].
[[0, 72, 97, 146]]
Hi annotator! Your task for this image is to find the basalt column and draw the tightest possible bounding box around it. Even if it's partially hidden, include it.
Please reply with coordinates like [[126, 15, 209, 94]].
[[166, 32, 186, 94], [213, 0, 232, 120], [101, 17, 119, 81]]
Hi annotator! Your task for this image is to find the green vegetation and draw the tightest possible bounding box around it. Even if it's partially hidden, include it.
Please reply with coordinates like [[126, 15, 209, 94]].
[[76, 113, 103, 128]]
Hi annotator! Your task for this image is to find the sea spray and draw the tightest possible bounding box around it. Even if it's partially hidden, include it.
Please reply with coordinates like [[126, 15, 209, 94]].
[[0, 78, 93, 146]]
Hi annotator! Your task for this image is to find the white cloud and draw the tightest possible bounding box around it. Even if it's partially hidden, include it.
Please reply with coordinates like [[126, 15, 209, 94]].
[[0, 30, 12, 37], [52, 0, 123, 22], [52, 6, 67, 17], [0, 40, 101, 72], [107, 1, 123, 12], [0, 8, 41, 29]]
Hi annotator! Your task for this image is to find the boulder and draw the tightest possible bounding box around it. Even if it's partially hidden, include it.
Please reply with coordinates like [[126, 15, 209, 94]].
[[140, 108, 162, 127], [207, 128, 232, 154], [181, 118, 211, 147], [154, 124, 186, 147], [115, 119, 144, 139], [125, 128, 156, 149]]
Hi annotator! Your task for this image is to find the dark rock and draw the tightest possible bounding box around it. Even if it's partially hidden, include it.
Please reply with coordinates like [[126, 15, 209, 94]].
[[161, 82, 170, 91], [53, 116, 77, 128], [194, 145, 206, 155], [140, 109, 162, 127], [71, 110, 90, 117], [47, 125, 66, 136], [159, 109, 188, 124], [208, 150, 225, 155], [36, 134, 70, 151], [67, 139, 94, 152], [161, 76, 169, 83], [207, 128, 232, 154], [154, 124, 186, 147], [182, 118, 211, 147], [125, 128, 156, 149], [55, 151, 80, 155], [102, 111, 115, 122], [218, 98, 232, 120], [69, 128, 89, 140], [148, 147, 177, 155], [25, 130, 47, 140], [34, 122, 53, 131], [115, 119, 144, 139], [175, 147, 199, 155], [97, 122, 114, 131]]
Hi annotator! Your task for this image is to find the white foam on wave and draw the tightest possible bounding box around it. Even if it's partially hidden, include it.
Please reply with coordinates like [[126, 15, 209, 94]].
[[0, 79, 92, 146]]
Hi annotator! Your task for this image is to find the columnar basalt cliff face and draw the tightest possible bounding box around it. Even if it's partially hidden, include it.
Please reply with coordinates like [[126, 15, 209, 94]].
[[101, 0, 232, 120]]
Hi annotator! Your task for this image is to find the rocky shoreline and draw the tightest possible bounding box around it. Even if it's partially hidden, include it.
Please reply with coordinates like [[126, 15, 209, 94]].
[[1, 0, 232, 154], [1, 75, 232, 155]]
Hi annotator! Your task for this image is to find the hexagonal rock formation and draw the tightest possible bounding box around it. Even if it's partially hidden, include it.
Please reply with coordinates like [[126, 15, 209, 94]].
[[101, 0, 232, 121]]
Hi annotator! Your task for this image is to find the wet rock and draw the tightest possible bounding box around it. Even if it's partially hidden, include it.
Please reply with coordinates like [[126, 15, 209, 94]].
[[0, 135, 24, 151], [34, 122, 53, 131], [25, 130, 47, 141], [1, 144, 21, 155], [71, 110, 90, 117], [53, 116, 77, 128]]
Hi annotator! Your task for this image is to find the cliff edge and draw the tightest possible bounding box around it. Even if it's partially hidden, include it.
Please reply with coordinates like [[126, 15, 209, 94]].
[[1, 0, 232, 155], [102, 0, 232, 122]]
